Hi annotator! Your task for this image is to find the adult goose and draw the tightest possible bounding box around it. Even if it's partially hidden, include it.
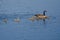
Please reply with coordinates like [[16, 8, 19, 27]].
[[34, 10, 48, 19]]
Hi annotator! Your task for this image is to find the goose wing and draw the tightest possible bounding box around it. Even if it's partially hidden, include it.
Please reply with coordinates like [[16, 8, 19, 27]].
[[34, 14, 44, 17]]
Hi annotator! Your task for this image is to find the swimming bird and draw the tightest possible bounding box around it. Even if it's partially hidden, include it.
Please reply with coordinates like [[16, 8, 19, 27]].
[[14, 17, 20, 22], [34, 10, 48, 19], [3, 18, 8, 23], [28, 16, 36, 21], [28, 16, 40, 21]]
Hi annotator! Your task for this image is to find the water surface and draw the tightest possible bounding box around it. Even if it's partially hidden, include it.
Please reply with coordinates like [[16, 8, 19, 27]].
[[0, 0, 60, 40]]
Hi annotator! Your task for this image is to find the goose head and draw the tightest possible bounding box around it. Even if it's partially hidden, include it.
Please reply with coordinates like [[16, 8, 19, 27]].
[[43, 10, 47, 15]]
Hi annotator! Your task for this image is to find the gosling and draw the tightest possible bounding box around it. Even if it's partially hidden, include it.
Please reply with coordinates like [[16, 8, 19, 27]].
[[3, 18, 8, 23], [14, 17, 20, 23]]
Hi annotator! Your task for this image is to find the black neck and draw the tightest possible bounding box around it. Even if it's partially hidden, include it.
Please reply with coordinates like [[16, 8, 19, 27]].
[[43, 11, 45, 16]]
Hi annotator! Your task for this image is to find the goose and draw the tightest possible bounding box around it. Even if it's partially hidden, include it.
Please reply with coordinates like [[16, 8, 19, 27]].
[[28, 16, 36, 21], [28, 16, 40, 21], [3, 18, 8, 23], [14, 17, 20, 22], [34, 10, 48, 19]]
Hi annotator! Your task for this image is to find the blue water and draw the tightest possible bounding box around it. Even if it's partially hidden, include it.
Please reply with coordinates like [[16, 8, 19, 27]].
[[0, 0, 60, 40]]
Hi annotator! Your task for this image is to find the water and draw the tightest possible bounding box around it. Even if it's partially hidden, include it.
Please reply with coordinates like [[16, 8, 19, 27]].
[[0, 0, 60, 40]]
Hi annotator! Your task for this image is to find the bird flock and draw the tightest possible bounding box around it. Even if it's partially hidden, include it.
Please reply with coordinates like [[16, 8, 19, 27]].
[[0, 10, 49, 23]]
